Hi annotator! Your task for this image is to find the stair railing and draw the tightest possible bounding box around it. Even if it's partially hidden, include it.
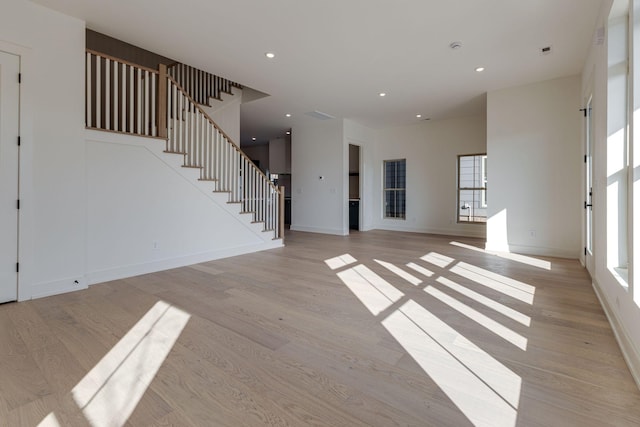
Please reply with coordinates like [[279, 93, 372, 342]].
[[166, 72, 282, 239], [168, 63, 243, 106], [85, 51, 284, 241], [85, 50, 160, 137]]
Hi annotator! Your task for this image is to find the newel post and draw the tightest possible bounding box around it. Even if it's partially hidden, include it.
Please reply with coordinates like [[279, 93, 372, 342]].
[[279, 186, 285, 242], [157, 64, 168, 139]]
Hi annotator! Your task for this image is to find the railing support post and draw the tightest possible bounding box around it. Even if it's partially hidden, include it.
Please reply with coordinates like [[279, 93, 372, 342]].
[[279, 186, 285, 242], [157, 64, 168, 139]]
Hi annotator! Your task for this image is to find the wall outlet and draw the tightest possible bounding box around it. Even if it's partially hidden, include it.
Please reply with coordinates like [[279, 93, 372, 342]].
[[153, 241, 159, 250], [529, 229, 536, 238]]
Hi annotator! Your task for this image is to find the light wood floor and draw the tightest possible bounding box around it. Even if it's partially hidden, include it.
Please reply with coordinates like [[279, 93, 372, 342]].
[[1, 230, 640, 426]]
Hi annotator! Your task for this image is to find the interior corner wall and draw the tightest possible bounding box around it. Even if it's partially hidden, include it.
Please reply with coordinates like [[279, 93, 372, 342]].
[[241, 144, 269, 173], [291, 118, 346, 235], [486, 75, 582, 258], [1, 0, 86, 299], [372, 115, 487, 238], [200, 88, 242, 143]]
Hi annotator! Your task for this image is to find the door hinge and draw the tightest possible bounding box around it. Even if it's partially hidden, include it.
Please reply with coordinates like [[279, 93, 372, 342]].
[[17, 136, 20, 146], [18, 73, 21, 84], [584, 247, 587, 256], [584, 154, 587, 163], [16, 262, 19, 273], [16, 199, 20, 210]]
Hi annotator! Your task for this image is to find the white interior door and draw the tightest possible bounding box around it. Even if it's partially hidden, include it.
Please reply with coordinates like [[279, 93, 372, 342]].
[[0, 51, 19, 303]]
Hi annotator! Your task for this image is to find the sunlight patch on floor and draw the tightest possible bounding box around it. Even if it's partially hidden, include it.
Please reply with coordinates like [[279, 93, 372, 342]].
[[72, 300, 190, 427], [38, 300, 191, 427], [337, 264, 404, 315], [450, 262, 535, 305], [421, 252, 455, 268], [449, 241, 551, 270], [324, 253, 357, 270], [37, 413, 61, 427], [425, 286, 527, 350], [374, 259, 423, 286], [435, 276, 531, 327], [383, 301, 519, 427], [328, 250, 529, 427], [406, 262, 434, 278]]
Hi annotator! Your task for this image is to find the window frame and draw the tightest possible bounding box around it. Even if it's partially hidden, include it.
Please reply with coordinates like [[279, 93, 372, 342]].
[[383, 159, 406, 220], [457, 153, 487, 224]]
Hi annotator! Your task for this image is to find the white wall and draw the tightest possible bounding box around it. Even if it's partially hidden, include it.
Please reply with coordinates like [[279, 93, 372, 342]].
[[85, 131, 278, 285], [291, 118, 346, 235], [201, 88, 242, 143], [581, 0, 640, 387], [241, 144, 269, 173], [269, 136, 291, 174], [372, 116, 487, 238], [0, 0, 86, 299], [486, 75, 582, 258]]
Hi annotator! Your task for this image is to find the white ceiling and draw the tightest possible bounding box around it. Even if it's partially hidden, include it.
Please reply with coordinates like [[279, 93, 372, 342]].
[[33, 0, 603, 145]]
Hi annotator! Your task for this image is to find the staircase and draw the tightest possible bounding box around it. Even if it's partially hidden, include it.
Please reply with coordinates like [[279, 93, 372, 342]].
[[85, 50, 284, 241]]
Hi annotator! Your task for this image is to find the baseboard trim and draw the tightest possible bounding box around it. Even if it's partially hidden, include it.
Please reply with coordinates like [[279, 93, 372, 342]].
[[592, 280, 640, 391], [507, 243, 578, 259], [372, 224, 486, 239], [22, 276, 89, 301], [290, 225, 348, 236], [86, 240, 283, 286]]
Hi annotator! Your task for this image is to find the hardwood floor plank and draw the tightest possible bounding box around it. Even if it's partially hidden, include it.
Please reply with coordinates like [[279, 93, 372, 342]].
[[1, 230, 639, 426]]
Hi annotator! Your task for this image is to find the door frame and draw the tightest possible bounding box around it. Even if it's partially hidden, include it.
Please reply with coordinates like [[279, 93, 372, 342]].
[[0, 40, 31, 302], [0, 49, 20, 303], [583, 82, 595, 276]]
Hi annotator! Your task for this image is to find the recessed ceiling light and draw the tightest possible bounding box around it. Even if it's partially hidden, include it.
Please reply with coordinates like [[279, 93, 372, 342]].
[[475, 67, 485, 72], [286, 131, 291, 135], [265, 52, 276, 59], [379, 92, 386, 97], [252, 137, 256, 141], [285, 113, 291, 117], [416, 114, 422, 118]]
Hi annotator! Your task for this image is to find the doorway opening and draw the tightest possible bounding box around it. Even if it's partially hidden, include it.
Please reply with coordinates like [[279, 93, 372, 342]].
[[349, 144, 360, 232]]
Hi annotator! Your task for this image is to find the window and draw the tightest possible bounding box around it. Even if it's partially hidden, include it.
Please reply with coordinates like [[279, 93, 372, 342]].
[[458, 154, 487, 223], [607, 5, 629, 286], [384, 159, 406, 219]]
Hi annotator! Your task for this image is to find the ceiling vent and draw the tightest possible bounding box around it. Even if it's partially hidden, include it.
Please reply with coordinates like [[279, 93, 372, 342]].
[[540, 46, 552, 55], [305, 110, 336, 120]]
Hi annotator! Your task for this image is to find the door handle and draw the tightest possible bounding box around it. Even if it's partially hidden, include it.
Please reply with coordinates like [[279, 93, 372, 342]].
[[584, 201, 592, 208]]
